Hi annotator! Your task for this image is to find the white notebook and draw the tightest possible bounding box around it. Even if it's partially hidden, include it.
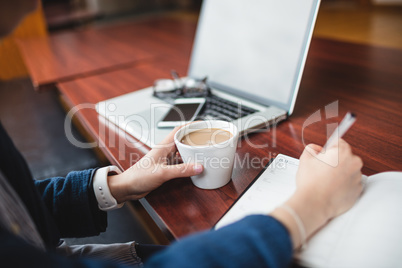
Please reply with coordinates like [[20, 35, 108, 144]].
[[215, 154, 402, 268]]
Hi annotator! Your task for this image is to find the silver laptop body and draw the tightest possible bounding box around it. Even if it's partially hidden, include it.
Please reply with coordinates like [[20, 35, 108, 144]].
[[96, 0, 321, 148]]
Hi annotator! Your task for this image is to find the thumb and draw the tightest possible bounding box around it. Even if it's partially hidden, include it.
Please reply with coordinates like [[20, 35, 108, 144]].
[[301, 143, 322, 160], [163, 163, 204, 180]]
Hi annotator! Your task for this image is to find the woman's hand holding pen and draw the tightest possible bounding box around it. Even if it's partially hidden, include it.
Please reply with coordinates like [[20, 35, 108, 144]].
[[271, 139, 363, 249], [295, 139, 364, 220]]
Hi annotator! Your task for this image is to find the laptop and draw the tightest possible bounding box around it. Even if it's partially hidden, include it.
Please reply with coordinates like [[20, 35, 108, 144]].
[[96, 0, 322, 148]]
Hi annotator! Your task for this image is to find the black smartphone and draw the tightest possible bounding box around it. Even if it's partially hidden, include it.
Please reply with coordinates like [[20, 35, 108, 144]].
[[157, 98, 206, 128]]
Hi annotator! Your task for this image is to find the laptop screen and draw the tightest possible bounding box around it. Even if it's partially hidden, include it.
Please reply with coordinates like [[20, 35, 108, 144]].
[[188, 0, 321, 114]]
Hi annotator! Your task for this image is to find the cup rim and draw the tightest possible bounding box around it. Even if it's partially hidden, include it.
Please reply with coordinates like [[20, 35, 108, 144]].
[[174, 120, 238, 149]]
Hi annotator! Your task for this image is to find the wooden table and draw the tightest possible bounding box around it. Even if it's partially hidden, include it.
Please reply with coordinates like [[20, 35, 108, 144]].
[[16, 17, 196, 90], [56, 15, 402, 240]]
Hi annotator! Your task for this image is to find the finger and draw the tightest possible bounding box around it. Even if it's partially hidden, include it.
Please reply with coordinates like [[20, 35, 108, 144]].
[[353, 155, 363, 169], [336, 139, 349, 149], [162, 163, 204, 180], [301, 143, 322, 159], [308, 143, 323, 153], [158, 122, 200, 149], [161, 127, 179, 145], [152, 127, 180, 154]]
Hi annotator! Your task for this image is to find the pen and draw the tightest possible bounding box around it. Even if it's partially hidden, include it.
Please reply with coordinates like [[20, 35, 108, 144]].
[[323, 112, 356, 150]]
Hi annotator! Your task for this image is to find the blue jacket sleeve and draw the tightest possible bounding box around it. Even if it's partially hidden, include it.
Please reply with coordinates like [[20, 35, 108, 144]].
[[146, 215, 293, 268], [34, 169, 107, 238]]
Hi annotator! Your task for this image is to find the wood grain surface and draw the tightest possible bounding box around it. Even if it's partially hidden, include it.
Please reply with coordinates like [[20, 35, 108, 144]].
[[16, 17, 196, 89], [57, 18, 402, 240]]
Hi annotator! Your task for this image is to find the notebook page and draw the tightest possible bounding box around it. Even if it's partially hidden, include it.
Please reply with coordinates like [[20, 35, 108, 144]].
[[215, 154, 299, 229], [215, 153, 402, 267], [297, 171, 402, 268]]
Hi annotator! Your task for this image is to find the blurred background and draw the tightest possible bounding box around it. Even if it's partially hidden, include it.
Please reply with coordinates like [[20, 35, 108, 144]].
[[41, 0, 402, 50], [40, 0, 402, 49], [1, 0, 401, 81], [0, 0, 401, 247], [42, 0, 203, 31]]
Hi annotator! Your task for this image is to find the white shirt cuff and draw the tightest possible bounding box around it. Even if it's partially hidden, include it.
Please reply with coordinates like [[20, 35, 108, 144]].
[[93, 166, 125, 211]]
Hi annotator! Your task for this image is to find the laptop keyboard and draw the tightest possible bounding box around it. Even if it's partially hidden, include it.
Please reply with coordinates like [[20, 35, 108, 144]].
[[197, 95, 258, 121]]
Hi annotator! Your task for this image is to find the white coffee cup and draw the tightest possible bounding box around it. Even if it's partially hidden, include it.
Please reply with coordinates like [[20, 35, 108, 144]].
[[174, 120, 239, 189]]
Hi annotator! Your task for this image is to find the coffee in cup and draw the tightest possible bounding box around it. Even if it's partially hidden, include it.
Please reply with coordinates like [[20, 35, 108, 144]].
[[180, 128, 233, 147]]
